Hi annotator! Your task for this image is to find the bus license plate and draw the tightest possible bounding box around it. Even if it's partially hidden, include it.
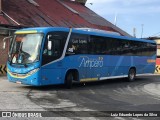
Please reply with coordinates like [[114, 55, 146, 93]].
[[16, 81, 22, 84]]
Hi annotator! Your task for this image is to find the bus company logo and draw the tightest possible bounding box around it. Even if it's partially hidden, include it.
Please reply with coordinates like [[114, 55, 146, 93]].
[[2, 112, 11, 117], [79, 56, 103, 69]]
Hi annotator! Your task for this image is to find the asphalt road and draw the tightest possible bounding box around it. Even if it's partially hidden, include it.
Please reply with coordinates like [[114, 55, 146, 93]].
[[0, 75, 160, 120]]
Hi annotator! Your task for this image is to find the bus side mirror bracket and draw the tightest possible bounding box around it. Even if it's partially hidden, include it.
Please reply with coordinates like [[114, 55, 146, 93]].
[[3, 36, 12, 49]]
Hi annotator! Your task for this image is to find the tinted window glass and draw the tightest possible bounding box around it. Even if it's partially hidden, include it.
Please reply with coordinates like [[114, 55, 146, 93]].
[[66, 33, 88, 55], [89, 35, 156, 56], [66, 34, 156, 56]]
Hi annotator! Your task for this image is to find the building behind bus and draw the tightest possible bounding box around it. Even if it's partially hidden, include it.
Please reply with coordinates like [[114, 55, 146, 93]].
[[0, 0, 132, 75]]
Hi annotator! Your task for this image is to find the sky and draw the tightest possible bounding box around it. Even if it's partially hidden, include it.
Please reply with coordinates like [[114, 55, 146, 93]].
[[86, 0, 160, 38]]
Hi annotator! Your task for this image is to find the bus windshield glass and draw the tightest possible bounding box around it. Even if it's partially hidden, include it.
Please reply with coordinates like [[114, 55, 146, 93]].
[[9, 33, 43, 64]]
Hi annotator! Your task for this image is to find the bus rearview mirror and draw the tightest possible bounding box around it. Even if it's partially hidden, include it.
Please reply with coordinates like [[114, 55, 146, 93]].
[[3, 41, 6, 49], [2, 36, 13, 50], [48, 41, 52, 50]]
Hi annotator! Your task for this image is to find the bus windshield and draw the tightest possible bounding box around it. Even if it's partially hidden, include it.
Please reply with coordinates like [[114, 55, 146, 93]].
[[9, 33, 43, 64]]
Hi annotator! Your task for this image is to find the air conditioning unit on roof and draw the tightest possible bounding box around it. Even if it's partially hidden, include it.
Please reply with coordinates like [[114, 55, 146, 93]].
[[74, 0, 87, 5], [75, 28, 121, 36]]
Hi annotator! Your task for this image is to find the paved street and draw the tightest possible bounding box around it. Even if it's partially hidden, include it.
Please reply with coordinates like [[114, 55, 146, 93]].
[[0, 75, 160, 120]]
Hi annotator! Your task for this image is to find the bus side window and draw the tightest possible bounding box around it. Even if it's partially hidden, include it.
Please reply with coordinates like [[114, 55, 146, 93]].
[[66, 33, 88, 55], [89, 36, 103, 54]]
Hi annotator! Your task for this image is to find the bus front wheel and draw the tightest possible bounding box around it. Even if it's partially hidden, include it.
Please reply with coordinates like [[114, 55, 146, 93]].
[[65, 72, 73, 89], [128, 68, 136, 82]]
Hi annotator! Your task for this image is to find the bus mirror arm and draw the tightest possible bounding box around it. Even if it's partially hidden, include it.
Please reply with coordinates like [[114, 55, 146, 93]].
[[2, 36, 12, 49]]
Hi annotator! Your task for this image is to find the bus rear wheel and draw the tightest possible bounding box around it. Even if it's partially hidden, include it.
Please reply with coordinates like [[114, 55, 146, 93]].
[[65, 72, 73, 89], [128, 68, 136, 82]]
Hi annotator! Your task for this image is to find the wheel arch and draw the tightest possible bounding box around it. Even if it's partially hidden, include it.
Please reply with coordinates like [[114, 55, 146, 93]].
[[129, 66, 136, 74], [65, 69, 79, 82]]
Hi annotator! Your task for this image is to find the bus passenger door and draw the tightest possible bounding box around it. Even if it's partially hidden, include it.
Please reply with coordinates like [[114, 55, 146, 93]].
[[41, 31, 68, 85]]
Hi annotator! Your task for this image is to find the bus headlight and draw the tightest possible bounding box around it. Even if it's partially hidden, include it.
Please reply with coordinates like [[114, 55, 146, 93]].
[[27, 68, 39, 75]]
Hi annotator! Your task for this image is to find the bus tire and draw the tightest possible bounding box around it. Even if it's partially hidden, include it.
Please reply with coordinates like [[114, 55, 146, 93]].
[[65, 72, 73, 89], [128, 68, 136, 82]]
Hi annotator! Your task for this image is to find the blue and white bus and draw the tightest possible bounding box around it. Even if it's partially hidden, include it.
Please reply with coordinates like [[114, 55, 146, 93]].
[[5, 27, 156, 88]]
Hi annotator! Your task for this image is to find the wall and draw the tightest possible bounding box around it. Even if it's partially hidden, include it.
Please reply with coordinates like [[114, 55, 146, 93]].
[[0, 36, 9, 64], [0, 27, 16, 75], [0, 34, 9, 76], [0, 35, 9, 75]]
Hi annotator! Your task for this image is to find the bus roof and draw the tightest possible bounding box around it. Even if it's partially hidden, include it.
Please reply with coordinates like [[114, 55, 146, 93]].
[[15, 27, 156, 44]]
